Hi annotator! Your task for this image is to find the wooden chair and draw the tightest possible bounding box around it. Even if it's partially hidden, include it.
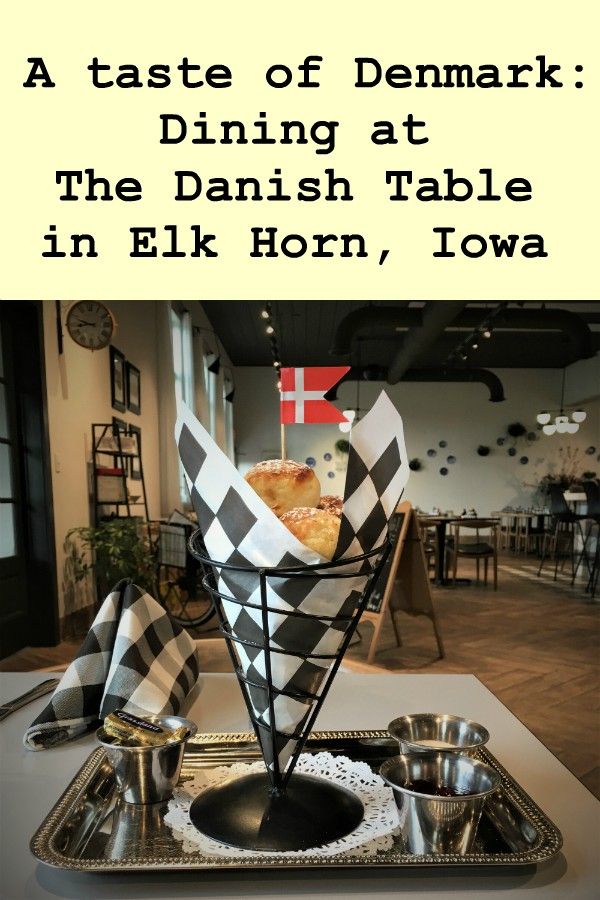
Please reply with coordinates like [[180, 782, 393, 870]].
[[446, 519, 499, 589], [418, 519, 438, 576], [498, 513, 513, 551]]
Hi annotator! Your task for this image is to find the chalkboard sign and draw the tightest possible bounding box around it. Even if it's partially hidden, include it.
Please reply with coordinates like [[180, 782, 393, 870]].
[[366, 511, 406, 612], [360, 501, 444, 663]]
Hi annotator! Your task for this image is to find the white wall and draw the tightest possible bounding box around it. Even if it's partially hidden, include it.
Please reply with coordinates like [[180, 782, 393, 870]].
[[234, 366, 600, 516], [43, 300, 235, 621], [564, 356, 600, 405], [43, 301, 163, 619]]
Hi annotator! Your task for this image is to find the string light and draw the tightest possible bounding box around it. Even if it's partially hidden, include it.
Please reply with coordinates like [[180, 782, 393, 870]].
[[446, 303, 507, 365], [260, 303, 283, 391]]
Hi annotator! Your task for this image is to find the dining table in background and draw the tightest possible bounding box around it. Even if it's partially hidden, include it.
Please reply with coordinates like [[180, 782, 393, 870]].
[[417, 515, 459, 585], [418, 516, 501, 586]]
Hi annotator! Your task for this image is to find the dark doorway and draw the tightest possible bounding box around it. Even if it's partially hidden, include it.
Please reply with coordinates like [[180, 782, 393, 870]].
[[0, 302, 58, 658]]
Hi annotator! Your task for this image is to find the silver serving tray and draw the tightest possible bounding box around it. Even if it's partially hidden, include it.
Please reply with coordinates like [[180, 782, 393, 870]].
[[31, 730, 562, 871]]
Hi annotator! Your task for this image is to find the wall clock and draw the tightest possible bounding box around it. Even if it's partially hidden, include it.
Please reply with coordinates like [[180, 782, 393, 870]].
[[66, 301, 115, 350]]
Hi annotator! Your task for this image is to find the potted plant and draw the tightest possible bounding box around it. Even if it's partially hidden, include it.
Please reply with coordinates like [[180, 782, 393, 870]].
[[64, 518, 157, 604], [534, 447, 583, 500]]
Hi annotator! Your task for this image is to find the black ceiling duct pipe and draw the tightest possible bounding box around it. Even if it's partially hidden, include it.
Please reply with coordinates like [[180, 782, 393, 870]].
[[329, 304, 421, 354], [402, 368, 505, 402], [454, 308, 595, 358], [331, 304, 595, 359], [333, 365, 505, 402], [388, 301, 468, 383]]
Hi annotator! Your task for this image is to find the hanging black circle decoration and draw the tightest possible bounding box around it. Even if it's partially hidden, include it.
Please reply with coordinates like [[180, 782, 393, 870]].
[[440, 467, 449, 476], [439, 440, 448, 448], [508, 447, 517, 457], [427, 449, 437, 457], [447, 455, 456, 464], [408, 458, 423, 471], [586, 446, 596, 455], [477, 445, 490, 456], [507, 422, 527, 438], [520, 456, 529, 465], [497, 437, 505, 446]]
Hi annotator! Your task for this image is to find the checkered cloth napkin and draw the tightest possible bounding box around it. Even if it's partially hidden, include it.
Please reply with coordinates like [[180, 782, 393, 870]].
[[24, 580, 200, 751], [176, 392, 408, 772]]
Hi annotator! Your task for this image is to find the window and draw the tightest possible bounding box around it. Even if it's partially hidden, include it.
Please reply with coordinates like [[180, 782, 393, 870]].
[[0, 319, 17, 558], [223, 371, 235, 462], [171, 308, 194, 411], [170, 308, 195, 503], [203, 348, 218, 440]]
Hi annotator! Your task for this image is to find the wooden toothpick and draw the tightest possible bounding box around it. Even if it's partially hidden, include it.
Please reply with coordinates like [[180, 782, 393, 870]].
[[280, 423, 287, 460]]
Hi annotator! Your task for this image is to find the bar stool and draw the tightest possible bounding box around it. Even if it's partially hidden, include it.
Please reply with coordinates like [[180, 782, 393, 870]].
[[537, 485, 587, 581], [573, 481, 600, 597], [523, 512, 547, 555]]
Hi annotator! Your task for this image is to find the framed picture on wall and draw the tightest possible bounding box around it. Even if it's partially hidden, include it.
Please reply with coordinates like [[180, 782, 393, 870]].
[[126, 362, 141, 415], [110, 346, 126, 412], [128, 424, 142, 480]]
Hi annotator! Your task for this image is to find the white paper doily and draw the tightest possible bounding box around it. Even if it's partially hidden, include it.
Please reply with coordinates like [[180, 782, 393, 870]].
[[165, 752, 399, 858]]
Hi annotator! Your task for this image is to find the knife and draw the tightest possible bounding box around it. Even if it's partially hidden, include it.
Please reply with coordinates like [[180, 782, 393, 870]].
[[0, 678, 60, 721]]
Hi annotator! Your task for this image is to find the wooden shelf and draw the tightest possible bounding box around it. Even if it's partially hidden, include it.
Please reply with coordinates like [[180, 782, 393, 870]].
[[91, 423, 149, 525]]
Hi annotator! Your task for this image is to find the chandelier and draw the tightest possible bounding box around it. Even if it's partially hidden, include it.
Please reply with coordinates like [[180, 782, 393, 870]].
[[537, 369, 587, 435]]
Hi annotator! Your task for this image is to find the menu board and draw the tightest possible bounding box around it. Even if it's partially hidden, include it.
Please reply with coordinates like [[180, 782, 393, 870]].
[[366, 510, 406, 613], [360, 502, 444, 663]]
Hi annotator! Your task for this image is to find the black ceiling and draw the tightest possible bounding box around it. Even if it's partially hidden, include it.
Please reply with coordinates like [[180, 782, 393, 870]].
[[201, 301, 600, 373]]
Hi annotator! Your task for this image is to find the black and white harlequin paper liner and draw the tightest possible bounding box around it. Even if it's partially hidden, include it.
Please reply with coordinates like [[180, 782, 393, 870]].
[[24, 581, 200, 750], [176, 392, 408, 772]]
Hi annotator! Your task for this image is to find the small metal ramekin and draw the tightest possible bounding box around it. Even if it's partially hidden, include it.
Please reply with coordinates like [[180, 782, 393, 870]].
[[388, 713, 489, 758], [97, 714, 197, 804], [380, 752, 501, 855]]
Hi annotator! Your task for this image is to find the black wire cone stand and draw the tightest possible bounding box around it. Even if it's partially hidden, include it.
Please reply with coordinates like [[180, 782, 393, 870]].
[[187, 530, 390, 852]]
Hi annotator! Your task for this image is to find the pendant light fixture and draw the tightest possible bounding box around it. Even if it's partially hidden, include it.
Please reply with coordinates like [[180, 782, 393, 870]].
[[538, 369, 586, 436], [339, 348, 362, 432]]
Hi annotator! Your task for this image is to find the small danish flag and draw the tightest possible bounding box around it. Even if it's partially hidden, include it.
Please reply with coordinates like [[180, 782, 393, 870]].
[[280, 366, 351, 424]]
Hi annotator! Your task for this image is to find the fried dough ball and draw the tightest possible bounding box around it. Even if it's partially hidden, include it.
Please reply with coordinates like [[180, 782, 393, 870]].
[[245, 459, 320, 517], [317, 495, 343, 518], [279, 507, 341, 559]]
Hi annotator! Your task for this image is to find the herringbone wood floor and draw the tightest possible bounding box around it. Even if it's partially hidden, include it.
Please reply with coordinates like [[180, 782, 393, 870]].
[[347, 554, 600, 798], [2, 553, 598, 797]]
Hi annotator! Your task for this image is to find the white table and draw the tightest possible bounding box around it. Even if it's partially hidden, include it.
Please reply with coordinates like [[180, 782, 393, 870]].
[[1, 672, 599, 899]]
